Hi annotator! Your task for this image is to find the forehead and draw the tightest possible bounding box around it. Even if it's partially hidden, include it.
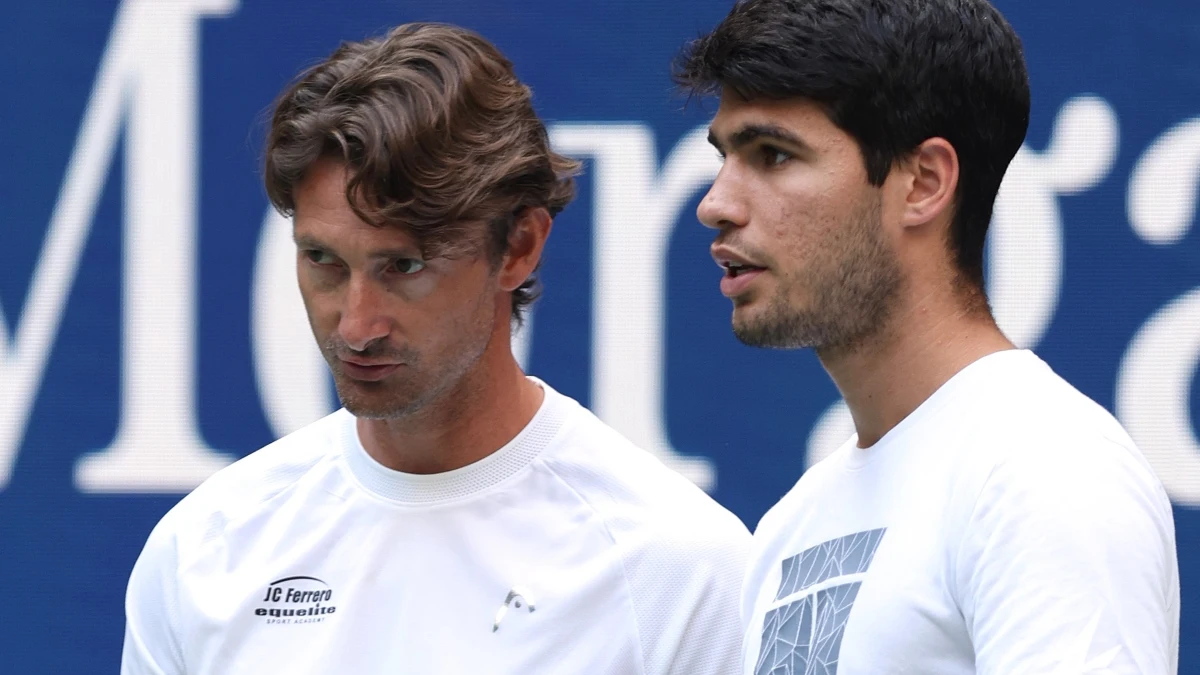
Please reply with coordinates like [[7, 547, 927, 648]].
[[292, 157, 494, 261], [291, 158, 421, 250]]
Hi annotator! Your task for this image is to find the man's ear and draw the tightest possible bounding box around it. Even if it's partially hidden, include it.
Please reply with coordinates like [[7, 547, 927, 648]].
[[498, 207, 552, 292], [898, 137, 959, 230]]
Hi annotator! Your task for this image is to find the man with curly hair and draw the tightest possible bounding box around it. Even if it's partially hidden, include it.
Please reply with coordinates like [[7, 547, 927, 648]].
[[121, 23, 749, 675]]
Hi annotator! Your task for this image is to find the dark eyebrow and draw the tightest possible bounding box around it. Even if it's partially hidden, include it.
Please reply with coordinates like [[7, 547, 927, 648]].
[[293, 234, 422, 260], [709, 123, 813, 155], [293, 234, 328, 251]]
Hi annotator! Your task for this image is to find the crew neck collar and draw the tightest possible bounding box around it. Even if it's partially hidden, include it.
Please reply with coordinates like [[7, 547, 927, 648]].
[[841, 349, 1039, 469], [339, 378, 571, 505]]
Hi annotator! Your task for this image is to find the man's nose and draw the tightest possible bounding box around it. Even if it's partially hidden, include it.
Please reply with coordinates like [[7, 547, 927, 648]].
[[338, 276, 391, 352], [697, 166, 749, 231]]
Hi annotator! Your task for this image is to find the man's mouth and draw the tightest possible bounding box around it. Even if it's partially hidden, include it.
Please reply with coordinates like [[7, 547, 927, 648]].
[[724, 262, 766, 278], [338, 359, 402, 382]]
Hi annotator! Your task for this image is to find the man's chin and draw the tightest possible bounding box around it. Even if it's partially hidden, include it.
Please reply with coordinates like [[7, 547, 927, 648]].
[[341, 399, 425, 420], [730, 305, 773, 345], [732, 311, 815, 350], [335, 383, 418, 420]]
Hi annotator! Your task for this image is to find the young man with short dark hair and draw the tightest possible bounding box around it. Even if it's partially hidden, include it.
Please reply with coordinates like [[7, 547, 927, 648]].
[[676, 1, 1179, 672]]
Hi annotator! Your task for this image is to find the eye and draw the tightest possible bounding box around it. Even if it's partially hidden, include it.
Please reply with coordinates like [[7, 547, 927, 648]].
[[761, 145, 792, 168], [391, 258, 427, 275], [303, 249, 338, 266]]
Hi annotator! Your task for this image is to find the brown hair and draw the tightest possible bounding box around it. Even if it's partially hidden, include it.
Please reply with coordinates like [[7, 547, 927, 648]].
[[264, 22, 580, 320]]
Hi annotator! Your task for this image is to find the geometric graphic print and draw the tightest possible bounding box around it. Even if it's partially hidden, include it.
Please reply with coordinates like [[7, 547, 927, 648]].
[[774, 529, 888, 601], [756, 529, 887, 675]]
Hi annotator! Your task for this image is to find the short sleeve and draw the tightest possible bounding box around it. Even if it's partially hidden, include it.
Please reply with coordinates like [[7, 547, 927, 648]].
[[121, 514, 187, 675], [956, 436, 1179, 674], [625, 514, 751, 675]]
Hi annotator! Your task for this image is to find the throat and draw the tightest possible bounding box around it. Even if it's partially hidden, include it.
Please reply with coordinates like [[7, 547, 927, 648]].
[[821, 309, 1014, 448], [356, 371, 545, 474]]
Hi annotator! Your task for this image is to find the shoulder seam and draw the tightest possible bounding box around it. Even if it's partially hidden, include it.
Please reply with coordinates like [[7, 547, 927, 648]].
[[175, 449, 339, 565], [537, 458, 650, 675]]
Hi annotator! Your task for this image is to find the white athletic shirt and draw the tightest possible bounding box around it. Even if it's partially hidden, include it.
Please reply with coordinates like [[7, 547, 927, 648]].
[[122, 380, 751, 675], [742, 350, 1179, 675]]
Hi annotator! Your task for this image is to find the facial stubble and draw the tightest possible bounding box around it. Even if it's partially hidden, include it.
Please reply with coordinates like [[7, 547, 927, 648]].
[[322, 291, 497, 421], [732, 194, 903, 353]]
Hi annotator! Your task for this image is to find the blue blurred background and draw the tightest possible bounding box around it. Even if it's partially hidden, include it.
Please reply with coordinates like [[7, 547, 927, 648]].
[[1, 0, 1198, 671]]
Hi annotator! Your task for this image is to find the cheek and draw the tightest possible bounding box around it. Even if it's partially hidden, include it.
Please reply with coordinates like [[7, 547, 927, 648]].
[[296, 273, 330, 324], [398, 268, 495, 337], [767, 205, 849, 282], [760, 172, 828, 240], [298, 297, 339, 350], [296, 268, 346, 326], [766, 197, 814, 255], [392, 273, 438, 301]]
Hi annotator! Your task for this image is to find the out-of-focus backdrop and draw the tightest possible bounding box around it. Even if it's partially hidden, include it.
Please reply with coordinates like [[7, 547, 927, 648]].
[[1, 0, 1197, 671]]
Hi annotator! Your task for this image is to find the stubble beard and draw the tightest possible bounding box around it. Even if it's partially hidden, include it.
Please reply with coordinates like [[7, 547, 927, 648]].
[[732, 196, 904, 353], [324, 311, 495, 421], [323, 340, 427, 420]]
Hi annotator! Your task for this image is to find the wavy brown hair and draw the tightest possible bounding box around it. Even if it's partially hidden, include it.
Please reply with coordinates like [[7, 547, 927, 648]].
[[264, 22, 580, 321]]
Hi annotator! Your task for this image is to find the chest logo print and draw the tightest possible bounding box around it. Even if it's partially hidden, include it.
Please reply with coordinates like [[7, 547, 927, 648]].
[[756, 528, 887, 675], [255, 576, 338, 625], [492, 586, 537, 632]]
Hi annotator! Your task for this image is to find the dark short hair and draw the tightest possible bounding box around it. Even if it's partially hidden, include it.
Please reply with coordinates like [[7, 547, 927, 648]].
[[674, 0, 1031, 294], [264, 22, 580, 322]]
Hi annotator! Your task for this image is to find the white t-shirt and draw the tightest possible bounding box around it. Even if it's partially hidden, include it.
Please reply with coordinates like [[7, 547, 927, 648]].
[[741, 350, 1179, 675], [122, 380, 751, 675]]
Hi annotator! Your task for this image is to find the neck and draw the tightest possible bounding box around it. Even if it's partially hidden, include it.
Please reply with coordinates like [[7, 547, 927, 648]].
[[357, 322, 544, 475], [817, 288, 1015, 448]]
